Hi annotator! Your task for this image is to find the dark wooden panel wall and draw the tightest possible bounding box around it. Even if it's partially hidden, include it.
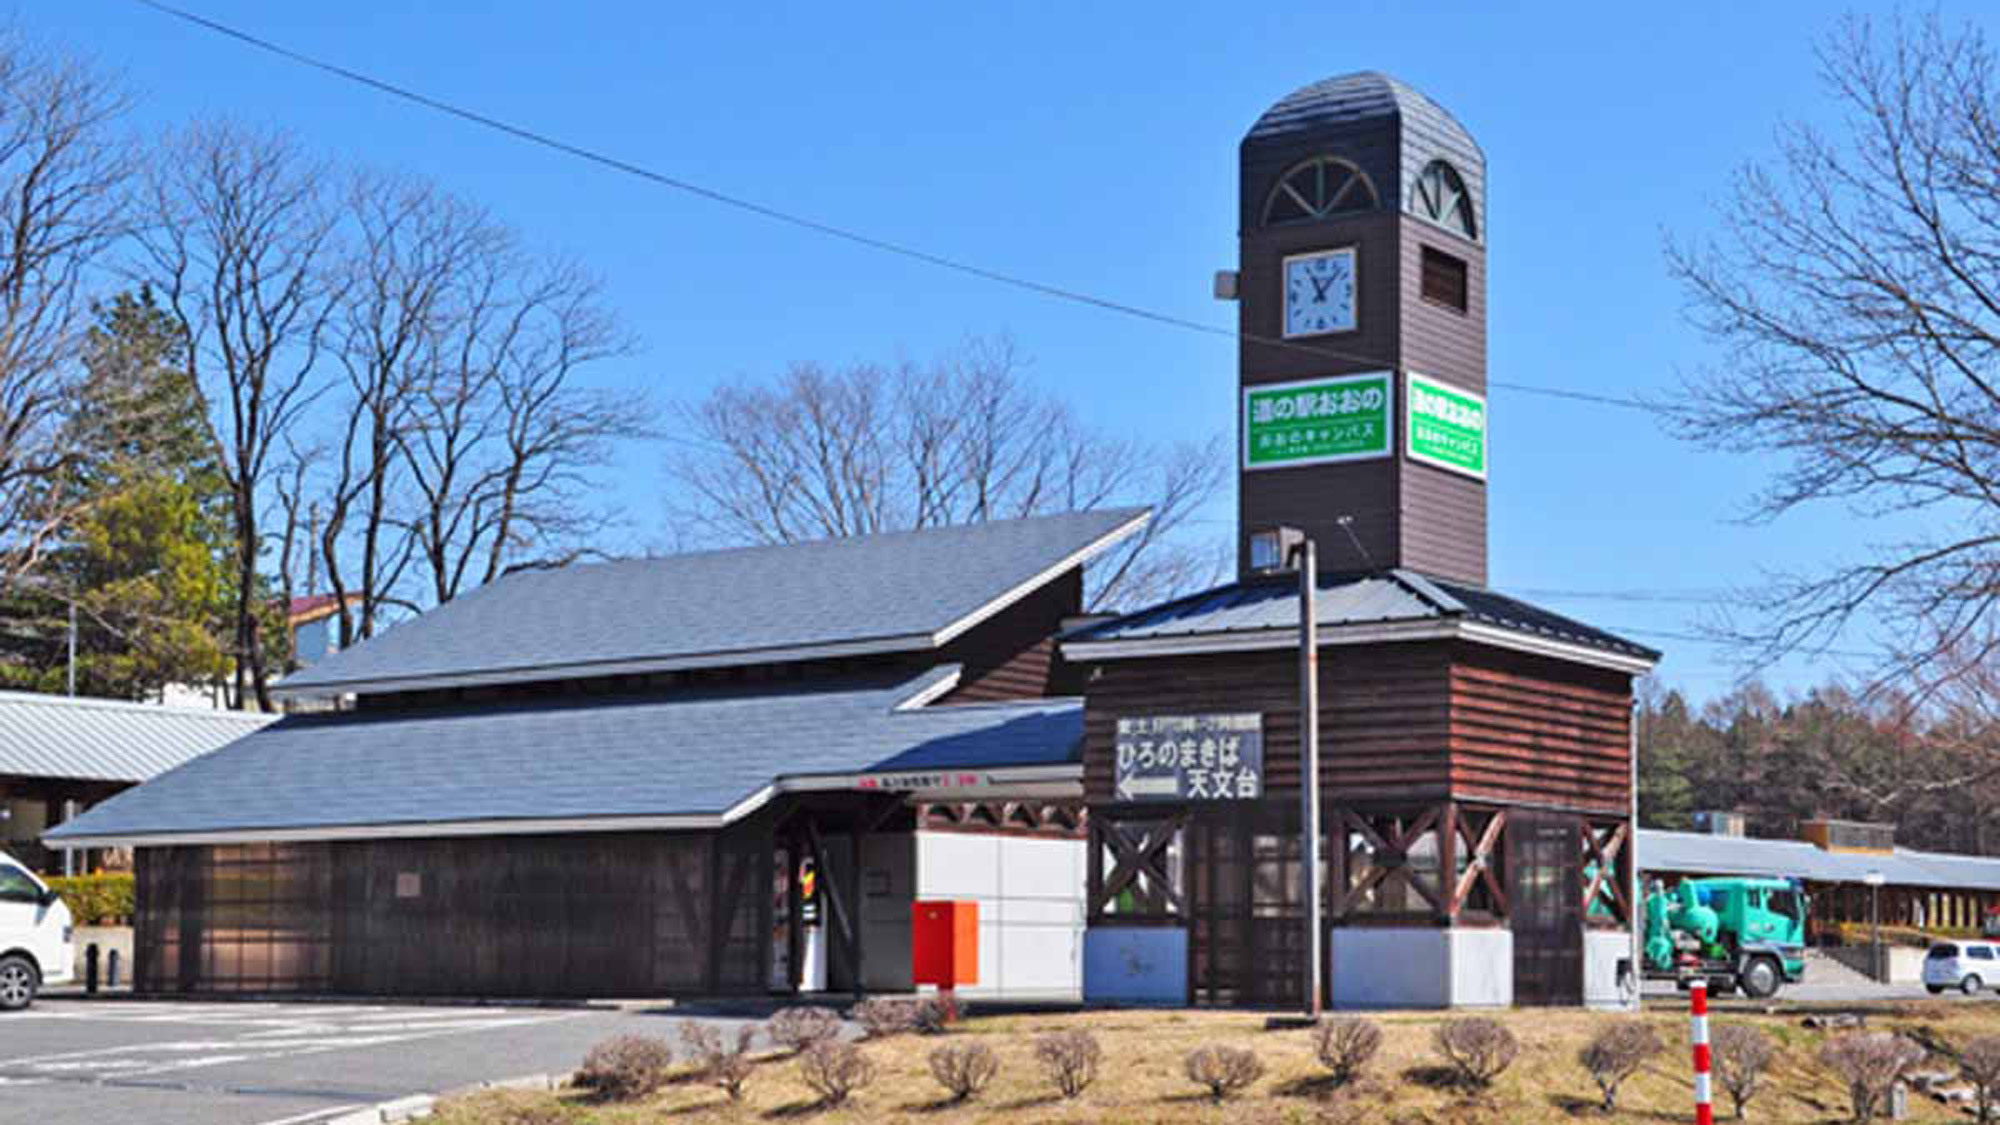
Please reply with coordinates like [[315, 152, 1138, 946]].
[[133, 823, 773, 998], [939, 566, 1084, 702], [1082, 639, 1630, 814]]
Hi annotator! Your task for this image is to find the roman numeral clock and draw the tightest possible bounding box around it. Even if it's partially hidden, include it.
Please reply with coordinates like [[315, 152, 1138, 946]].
[[1234, 72, 1490, 585]]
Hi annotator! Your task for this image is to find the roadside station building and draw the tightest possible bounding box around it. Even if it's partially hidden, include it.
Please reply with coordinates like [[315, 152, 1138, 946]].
[[50, 71, 1660, 1009]]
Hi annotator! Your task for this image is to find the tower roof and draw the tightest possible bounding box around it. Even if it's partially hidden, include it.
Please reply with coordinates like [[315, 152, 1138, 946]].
[[1245, 71, 1483, 167]]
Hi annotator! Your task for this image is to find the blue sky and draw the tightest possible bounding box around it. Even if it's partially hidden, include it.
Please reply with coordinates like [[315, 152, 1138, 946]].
[[34, 1, 1990, 699]]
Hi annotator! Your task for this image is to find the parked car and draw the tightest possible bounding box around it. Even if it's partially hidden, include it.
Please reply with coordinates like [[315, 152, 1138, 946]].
[[0, 849, 73, 1010], [1925, 940, 2000, 995]]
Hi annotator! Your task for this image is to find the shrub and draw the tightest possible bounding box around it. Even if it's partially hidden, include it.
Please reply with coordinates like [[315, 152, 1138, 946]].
[[679, 1021, 757, 1101], [1184, 1044, 1264, 1102], [914, 993, 961, 1033], [1960, 1035, 2000, 1124], [1433, 1017, 1519, 1090], [927, 1041, 999, 1102], [851, 996, 918, 1038], [1034, 1028, 1103, 1099], [1712, 1024, 1775, 1121], [1312, 1017, 1383, 1086], [44, 873, 135, 926], [1818, 1032, 1925, 1123], [767, 1005, 841, 1053], [798, 1040, 874, 1106], [575, 1034, 675, 1101], [1578, 1021, 1663, 1112]]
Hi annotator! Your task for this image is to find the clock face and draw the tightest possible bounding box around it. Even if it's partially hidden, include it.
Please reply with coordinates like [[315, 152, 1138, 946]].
[[1283, 248, 1357, 338]]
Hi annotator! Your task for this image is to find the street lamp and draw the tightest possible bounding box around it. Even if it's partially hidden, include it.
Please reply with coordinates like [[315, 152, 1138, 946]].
[[1863, 871, 1887, 982], [1248, 526, 1319, 1018]]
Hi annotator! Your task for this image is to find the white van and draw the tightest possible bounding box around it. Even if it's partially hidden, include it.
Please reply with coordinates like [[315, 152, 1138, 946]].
[[1924, 940, 2000, 995], [0, 850, 74, 1010]]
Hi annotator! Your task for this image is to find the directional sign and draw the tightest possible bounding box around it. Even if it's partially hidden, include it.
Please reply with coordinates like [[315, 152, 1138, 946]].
[[1113, 713, 1264, 803]]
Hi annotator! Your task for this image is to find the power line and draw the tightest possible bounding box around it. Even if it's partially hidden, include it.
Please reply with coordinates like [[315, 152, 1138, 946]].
[[135, 1, 1660, 415]]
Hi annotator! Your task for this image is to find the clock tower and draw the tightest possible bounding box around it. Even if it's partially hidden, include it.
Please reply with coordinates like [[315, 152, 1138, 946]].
[[1235, 72, 1488, 585]]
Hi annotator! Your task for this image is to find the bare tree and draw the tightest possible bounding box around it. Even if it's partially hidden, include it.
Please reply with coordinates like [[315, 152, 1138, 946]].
[[666, 335, 1226, 610], [0, 32, 134, 588], [1667, 13, 2000, 690], [400, 248, 644, 604], [321, 173, 497, 642], [137, 122, 340, 710]]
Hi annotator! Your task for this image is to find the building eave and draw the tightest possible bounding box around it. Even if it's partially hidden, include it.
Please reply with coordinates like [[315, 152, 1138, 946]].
[[1063, 618, 1657, 675]]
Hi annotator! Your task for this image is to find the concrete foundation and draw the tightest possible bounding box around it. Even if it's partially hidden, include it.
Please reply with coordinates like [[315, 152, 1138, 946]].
[[1330, 927, 1512, 1009], [1583, 929, 1636, 1009]]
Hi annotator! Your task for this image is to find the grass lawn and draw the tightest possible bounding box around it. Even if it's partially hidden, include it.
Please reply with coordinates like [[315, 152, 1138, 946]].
[[431, 1000, 2000, 1124]]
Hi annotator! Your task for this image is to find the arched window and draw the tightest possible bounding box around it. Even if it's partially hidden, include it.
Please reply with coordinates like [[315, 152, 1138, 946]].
[[1261, 156, 1379, 226], [1413, 160, 1476, 240]]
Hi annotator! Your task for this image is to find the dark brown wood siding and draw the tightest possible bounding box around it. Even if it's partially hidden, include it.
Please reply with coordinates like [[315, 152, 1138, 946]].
[[132, 822, 773, 998], [1398, 221, 1487, 586], [939, 566, 1083, 702], [1445, 643, 1631, 814], [1082, 639, 1632, 814]]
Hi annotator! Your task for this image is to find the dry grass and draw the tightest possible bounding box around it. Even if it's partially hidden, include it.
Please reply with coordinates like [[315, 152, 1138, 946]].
[[429, 1001, 2000, 1124]]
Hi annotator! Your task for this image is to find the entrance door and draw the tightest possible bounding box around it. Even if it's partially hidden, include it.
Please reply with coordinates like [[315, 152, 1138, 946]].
[[1508, 810, 1582, 1006]]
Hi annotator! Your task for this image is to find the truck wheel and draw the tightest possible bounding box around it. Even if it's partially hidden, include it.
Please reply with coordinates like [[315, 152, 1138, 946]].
[[1929, 985, 1947, 995], [0, 955, 37, 1011], [1964, 974, 1984, 996], [1739, 956, 1781, 1000]]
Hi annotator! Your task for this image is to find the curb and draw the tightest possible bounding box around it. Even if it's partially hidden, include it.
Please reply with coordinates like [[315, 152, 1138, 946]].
[[325, 1072, 568, 1125]]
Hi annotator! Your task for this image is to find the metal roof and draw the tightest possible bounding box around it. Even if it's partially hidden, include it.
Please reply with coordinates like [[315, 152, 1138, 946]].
[[275, 508, 1149, 699], [1637, 828, 2000, 890], [46, 667, 1082, 846], [0, 691, 273, 784], [1065, 569, 1658, 663]]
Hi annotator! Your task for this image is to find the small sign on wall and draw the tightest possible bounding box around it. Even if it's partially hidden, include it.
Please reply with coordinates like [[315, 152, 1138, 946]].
[[395, 871, 422, 899], [1407, 372, 1487, 479], [1113, 713, 1264, 802], [1243, 373, 1393, 470]]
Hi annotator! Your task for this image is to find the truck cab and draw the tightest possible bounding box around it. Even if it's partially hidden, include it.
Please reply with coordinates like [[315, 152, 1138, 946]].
[[0, 850, 74, 1010], [1645, 876, 1808, 999]]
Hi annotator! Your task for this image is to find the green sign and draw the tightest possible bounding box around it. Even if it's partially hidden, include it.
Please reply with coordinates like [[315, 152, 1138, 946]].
[[1407, 372, 1487, 479], [1243, 372, 1393, 470]]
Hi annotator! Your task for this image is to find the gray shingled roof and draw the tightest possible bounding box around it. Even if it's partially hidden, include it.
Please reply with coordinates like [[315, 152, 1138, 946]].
[[276, 508, 1148, 698], [1065, 569, 1658, 662], [46, 667, 1082, 845], [1245, 71, 1486, 240], [0, 691, 273, 784], [1638, 828, 2000, 890]]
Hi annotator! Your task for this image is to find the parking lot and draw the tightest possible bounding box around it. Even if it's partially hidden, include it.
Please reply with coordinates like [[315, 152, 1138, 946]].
[[0, 998, 742, 1125]]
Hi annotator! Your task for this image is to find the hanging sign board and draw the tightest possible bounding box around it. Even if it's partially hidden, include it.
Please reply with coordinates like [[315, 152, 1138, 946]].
[[1114, 713, 1264, 803], [1243, 372, 1393, 470], [1406, 372, 1487, 479]]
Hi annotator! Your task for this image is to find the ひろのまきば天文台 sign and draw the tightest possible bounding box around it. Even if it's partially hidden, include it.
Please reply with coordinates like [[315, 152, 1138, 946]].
[[1114, 713, 1264, 802], [1243, 372, 1392, 470]]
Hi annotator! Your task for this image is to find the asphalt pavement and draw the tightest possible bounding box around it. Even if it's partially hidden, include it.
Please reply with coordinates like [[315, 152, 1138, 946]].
[[0, 998, 756, 1125]]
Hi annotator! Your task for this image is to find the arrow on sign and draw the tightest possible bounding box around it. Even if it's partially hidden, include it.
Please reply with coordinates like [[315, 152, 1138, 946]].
[[1116, 775, 1181, 801]]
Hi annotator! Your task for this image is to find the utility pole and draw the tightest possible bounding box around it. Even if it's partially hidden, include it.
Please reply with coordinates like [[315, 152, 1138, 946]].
[[65, 601, 76, 697], [1298, 536, 1321, 1018]]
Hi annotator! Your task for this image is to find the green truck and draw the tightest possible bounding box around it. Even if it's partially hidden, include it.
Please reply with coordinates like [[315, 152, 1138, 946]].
[[1642, 877, 1809, 998]]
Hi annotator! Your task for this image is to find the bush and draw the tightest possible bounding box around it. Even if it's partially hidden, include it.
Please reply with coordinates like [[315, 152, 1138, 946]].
[[1818, 1032, 1925, 1123], [1578, 1021, 1663, 1111], [851, 996, 918, 1038], [914, 994, 961, 1033], [575, 1034, 675, 1102], [1433, 1017, 1519, 1090], [767, 1005, 841, 1053], [1312, 1017, 1382, 1087], [1034, 1028, 1103, 1099], [1961, 1035, 2000, 1124], [44, 873, 134, 926], [1713, 1024, 1775, 1121], [679, 1021, 757, 1101], [798, 1040, 874, 1106], [927, 1041, 999, 1102], [1184, 1044, 1264, 1102]]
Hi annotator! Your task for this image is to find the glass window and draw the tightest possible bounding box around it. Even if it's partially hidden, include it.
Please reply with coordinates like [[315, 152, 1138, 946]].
[[1932, 944, 1962, 959], [0, 863, 41, 902], [1972, 946, 1995, 961], [1413, 160, 1477, 240], [1261, 156, 1379, 227]]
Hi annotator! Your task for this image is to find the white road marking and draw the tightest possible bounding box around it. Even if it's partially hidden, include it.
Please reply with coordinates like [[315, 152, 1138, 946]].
[[253, 1107, 369, 1125]]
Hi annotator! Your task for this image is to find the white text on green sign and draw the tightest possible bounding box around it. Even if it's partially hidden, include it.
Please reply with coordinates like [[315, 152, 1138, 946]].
[[1243, 372, 1393, 470], [1407, 373, 1487, 479]]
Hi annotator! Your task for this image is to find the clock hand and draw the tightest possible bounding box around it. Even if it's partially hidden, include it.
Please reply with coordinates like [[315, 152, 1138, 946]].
[[1310, 275, 1331, 302]]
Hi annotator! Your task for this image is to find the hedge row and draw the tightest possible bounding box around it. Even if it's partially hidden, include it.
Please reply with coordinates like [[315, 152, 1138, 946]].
[[45, 872, 134, 925]]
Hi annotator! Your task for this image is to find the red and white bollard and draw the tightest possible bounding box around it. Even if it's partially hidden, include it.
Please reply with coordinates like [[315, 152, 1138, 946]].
[[1690, 979, 1714, 1125]]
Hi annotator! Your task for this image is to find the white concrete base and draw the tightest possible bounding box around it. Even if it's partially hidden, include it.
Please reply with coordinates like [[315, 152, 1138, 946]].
[[1584, 930, 1637, 1009], [1330, 927, 1512, 1009]]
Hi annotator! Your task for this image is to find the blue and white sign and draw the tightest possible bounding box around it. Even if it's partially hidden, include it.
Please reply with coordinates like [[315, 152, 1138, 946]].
[[1112, 713, 1264, 803]]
